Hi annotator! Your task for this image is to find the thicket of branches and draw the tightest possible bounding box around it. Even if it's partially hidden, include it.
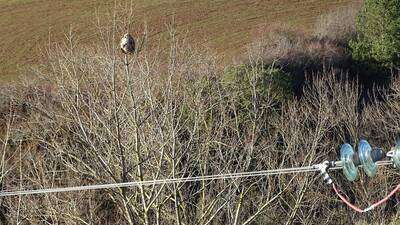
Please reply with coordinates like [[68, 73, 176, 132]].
[[0, 4, 399, 225]]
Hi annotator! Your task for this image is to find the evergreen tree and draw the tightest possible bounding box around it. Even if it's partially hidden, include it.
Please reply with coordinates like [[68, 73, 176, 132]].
[[350, 0, 400, 69]]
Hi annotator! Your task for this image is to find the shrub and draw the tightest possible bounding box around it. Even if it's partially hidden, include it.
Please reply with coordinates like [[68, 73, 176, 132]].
[[222, 63, 293, 107], [314, 7, 359, 44], [248, 26, 353, 96], [250, 20, 393, 95]]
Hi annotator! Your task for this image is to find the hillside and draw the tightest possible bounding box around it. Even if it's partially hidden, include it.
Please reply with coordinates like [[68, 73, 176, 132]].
[[0, 0, 360, 82], [2, 0, 400, 224]]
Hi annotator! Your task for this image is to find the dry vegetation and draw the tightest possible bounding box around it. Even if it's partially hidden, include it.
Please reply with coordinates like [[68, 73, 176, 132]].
[[0, 0, 361, 81], [0, 2, 399, 225]]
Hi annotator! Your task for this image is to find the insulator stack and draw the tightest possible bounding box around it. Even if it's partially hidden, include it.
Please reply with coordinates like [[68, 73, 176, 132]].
[[391, 138, 400, 168], [339, 139, 385, 181]]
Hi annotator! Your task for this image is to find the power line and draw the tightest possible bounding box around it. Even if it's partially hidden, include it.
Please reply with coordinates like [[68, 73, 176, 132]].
[[0, 160, 393, 197]]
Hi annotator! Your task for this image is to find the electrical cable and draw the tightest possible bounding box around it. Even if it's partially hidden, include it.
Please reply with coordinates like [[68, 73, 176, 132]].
[[0, 165, 319, 197], [0, 160, 394, 197]]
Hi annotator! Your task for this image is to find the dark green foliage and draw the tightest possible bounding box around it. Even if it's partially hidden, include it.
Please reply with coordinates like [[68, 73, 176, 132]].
[[222, 63, 293, 108], [350, 0, 400, 69]]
